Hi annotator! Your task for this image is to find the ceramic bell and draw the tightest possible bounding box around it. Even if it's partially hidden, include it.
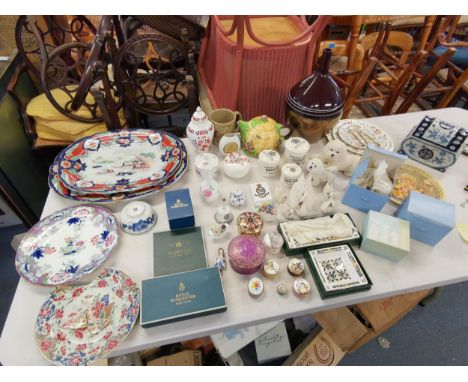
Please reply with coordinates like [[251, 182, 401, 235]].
[[214, 200, 234, 224], [200, 177, 220, 203], [186, 107, 214, 152]]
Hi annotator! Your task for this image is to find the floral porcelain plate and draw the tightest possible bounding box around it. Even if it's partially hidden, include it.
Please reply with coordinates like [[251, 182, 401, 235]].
[[16, 206, 119, 285], [57, 130, 184, 194], [390, 164, 445, 205], [333, 120, 394, 154], [49, 149, 188, 203], [35, 268, 139, 365]]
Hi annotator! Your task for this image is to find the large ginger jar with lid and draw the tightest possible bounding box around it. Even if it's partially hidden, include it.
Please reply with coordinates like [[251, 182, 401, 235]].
[[186, 107, 214, 152], [238, 115, 284, 157]]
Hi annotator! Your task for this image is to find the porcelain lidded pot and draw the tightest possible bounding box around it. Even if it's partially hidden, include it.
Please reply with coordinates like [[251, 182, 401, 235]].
[[286, 48, 344, 143], [121, 201, 156, 234], [223, 152, 251, 179], [195, 153, 219, 178], [238, 115, 288, 157], [186, 106, 214, 152]]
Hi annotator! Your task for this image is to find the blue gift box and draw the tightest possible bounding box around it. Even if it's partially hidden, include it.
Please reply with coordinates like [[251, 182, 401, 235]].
[[164, 188, 195, 230], [342, 144, 407, 213], [395, 191, 455, 246]]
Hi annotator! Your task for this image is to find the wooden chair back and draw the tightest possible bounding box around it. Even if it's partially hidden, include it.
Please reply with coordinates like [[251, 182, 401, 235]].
[[318, 40, 365, 72], [360, 31, 414, 65]]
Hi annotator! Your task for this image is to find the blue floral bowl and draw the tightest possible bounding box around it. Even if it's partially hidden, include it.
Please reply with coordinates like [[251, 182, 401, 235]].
[[121, 201, 156, 234]]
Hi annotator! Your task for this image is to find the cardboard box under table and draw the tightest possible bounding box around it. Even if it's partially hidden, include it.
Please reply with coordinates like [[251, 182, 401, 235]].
[[342, 144, 407, 213], [395, 191, 455, 246], [361, 211, 411, 262]]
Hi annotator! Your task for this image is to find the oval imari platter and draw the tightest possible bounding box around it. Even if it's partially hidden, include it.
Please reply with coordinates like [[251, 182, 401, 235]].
[[390, 164, 445, 205], [49, 148, 188, 203], [16, 206, 119, 285], [35, 268, 139, 365], [57, 130, 184, 194]]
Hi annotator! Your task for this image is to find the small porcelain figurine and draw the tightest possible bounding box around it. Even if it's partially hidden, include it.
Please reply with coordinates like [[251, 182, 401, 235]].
[[214, 248, 227, 272], [186, 107, 214, 152], [219, 133, 241, 155], [215, 199, 234, 224], [306, 158, 327, 186], [229, 189, 247, 208], [200, 177, 220, 203], [320, 140, 359, 176], [121, 201, 156, 234]]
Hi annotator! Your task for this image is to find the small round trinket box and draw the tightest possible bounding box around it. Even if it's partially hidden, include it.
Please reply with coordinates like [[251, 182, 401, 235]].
[[280, 163, 302, 187], [288, 258, 305, 276], [195, 153, 219, 178], [229, 189, 247, 208], [209, 223, 229, 240], [258, 149, 281, 178], [237, 212, 264, 236], [263, 260, 280, 279], [284, 137, 310, 166], [121, 201, 156, 234], [263, 231, 284, 255], [293, 278, 311, 296], [223, 152, 251, 179], [248, 277, 264, 297], [277, 284, 288, 296], [228, 235, 266, 274], [214, 200, 234, 224]]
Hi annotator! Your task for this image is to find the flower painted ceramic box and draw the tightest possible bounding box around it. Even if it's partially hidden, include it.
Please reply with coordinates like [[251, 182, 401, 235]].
[[342, 145, 407, 213], [395, 191, 455, 246], [361, 210, 410, 262], [164, 188, 195, 230]]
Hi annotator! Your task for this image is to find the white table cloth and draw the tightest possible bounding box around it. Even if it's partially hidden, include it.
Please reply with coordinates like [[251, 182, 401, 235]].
[[1, 108, 467, 365]]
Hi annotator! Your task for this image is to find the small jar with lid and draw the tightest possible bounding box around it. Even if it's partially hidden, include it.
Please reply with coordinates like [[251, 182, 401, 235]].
[[284, 137, 310, 166], [263, 260, 280, 279], [228, 235, 266, 275], [237, 212, 264, 236], [280, 163, 302, 187], [258, 149, 281, 178], [263, 231, 284, 255]]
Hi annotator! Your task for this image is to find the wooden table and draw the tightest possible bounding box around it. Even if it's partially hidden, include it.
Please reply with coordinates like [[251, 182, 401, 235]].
[[0, 108, 467, 365]]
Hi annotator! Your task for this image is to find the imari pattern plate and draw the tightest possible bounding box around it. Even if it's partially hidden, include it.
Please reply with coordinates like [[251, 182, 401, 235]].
[[49, 149, 188, 203], [390, 164, 445, 205], [333, 119, 394, 154], [35, 268, 139, 365], [16, 206, 119, 286], [305, 244, 372, 299], [57, 130, 185, 194]]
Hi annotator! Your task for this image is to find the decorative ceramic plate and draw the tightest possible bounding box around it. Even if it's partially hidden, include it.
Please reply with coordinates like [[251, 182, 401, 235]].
[[57, 130, 184, 194], [16, 206, 119, 285], [35, 268, 139, 365], [390, 164, 445, 205], [333, 120, 394, 154], [49, 149, 188, 203]]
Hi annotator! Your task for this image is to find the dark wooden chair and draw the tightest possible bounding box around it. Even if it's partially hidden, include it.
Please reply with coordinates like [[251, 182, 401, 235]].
[[113, 32, 198, 137]]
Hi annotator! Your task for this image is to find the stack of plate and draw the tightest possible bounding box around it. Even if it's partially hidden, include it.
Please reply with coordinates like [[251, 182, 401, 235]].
[[49, 129, 188, 203], [330, 119, 395, 155]]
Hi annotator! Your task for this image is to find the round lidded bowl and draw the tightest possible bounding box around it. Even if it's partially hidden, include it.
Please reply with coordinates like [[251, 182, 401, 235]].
[[121, 201, 156, 234], [237, 212, 264, 236], [286, 48, 344, 143], [228, 235, 266, 275]]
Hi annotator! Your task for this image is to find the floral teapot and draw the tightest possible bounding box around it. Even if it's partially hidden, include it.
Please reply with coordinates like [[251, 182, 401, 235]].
[[238, 115, 288, 157], [186, 107, 214, 152]]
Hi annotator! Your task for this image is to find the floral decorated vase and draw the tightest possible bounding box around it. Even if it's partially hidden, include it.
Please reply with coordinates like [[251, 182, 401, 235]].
[[186, 107, 214, 152], [238, 115, 286, 157]]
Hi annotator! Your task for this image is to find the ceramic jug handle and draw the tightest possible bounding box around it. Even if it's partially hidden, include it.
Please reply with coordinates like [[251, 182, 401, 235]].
[[280, 124, 293, 140], [234, 111, 242, 131]]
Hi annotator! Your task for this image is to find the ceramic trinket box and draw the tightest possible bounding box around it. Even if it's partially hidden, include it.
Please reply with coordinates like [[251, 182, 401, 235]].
[[121, 201, 156, 234], [223, 152, 251, 179], [229, 189, 247, 208], [195, 153, 219, 179], [237, 212, 264, 236]]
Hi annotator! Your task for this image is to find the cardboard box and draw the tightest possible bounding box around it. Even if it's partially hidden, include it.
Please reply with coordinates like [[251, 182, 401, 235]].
[[395, 191, 455, 246], [361, 211, 411, 262], [164, 188, 195, 230], [314, 289, 433, 352], [254, 322, 292, 364], [147, 350, 203, 366], [284, 327, 346, 366], [342, 145, 407, 213]]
